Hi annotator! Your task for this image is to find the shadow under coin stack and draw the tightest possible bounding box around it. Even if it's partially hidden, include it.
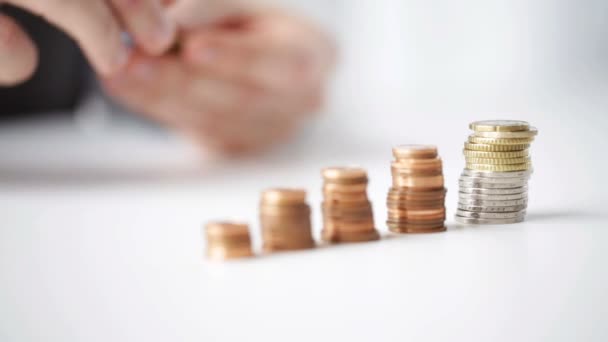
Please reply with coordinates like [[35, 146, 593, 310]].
[[205, 222, 254, 261], [387, 145, 447, 233], [321, 167, 380, 243], [456, 120, 538, 224], [260, 189, 315, 252]]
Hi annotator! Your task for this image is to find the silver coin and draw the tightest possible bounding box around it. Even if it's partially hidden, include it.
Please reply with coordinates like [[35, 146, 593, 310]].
[[455, 209, 526, 219], [459, 175, 530, 184], [461, 169, 533, 178], [458, 192, 528, 201], [458, 198, 528, 207], [458, 186, 528, 195], [457, 204, 527, 212], [455, 215, 525, 225], [459, 181, 528, 189]]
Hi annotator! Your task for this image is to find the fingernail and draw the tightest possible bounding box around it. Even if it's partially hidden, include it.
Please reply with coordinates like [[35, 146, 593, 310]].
[[154, 17, 176, 48]]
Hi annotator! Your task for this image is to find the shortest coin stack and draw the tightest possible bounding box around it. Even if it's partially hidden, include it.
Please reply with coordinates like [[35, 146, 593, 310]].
[[321, 167, 379, 243], [205, 222, 254, 261], [387, 145, 447, 233], [259, 188, 315, 252]]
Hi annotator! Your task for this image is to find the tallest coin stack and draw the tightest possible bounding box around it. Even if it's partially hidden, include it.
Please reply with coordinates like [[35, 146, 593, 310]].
[[456, 120, 538, 225]]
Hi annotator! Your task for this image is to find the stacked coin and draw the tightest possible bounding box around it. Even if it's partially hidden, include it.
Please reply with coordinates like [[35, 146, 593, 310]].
[[259, 188, 315, 252], [387, 145, 447, 233], [205, 221, 254, 261], [456, 120, 538, 224], [321, 167, 380, 243]]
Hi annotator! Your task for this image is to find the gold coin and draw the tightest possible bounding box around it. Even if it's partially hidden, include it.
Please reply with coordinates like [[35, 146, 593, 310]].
[[322, 167, 368, 182], [463, 149, 529, 158], [464, 142, 530, 152], [261, 188, 306, 205], [472, 127, 538, 138], [392, 145, 438, 159], [468, 135, 534, 145], [466, 162, 532, 172], [465, 157, 531, 165], [469, 120, 530, 132]]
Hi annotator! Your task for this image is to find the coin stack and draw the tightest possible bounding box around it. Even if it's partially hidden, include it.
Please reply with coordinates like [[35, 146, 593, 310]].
[[456, 120, 538, 224], [205, 221, 254, 261], [321, 167, 380, 243], [387, 145, 447, 233], [259, 188, 315, 252]]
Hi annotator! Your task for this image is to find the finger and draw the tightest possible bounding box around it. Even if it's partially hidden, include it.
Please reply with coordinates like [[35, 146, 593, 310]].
[[166, 0, 258, 28], [0, 14, 38, 86], [103, 54, 241, 126], [182, 29, 311, 91], [102, 54, 184, 126], [109, 0, 176, 55], [184, 28, 327, 92], [9, 0, 129, 75]]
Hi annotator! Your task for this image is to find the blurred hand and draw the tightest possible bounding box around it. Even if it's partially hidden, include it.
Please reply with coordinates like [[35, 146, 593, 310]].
[[103, 8, 335, 155], [0, 0, 177, 85]]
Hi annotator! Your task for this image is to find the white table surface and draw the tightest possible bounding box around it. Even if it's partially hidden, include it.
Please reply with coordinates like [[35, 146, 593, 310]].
[[1, 113, 607, 342]]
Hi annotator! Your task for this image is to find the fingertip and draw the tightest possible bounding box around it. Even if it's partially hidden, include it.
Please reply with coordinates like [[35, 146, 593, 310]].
[[143, 16, 178, 55], [111, 0, 178, 56], [0, 14, 39, 85]]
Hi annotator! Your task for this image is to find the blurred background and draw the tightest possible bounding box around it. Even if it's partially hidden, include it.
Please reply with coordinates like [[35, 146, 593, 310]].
[[1, 1, 608, 341], [2, 0, 608, 177]]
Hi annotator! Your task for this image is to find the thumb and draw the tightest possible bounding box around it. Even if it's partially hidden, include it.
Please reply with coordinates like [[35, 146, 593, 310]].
[[0, 14, 38, 86]]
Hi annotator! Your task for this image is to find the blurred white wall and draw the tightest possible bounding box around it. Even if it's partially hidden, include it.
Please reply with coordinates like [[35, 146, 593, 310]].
[[280, 0, 608, 145]]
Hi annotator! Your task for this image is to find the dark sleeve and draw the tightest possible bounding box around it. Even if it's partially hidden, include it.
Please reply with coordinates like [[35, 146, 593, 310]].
[[0, 5, 88, 120]]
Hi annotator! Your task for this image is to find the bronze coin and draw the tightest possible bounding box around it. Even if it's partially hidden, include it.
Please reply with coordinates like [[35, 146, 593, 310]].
[[391, 168, 443, 177], [388, 225, 447, 234], [261, 188, 307, 205], [323, 183, 368, 193], [322, 166, 368, 182], [392, 175, 445, 189], [392, 145, 438, 159], [205, 221, 250, 238], [388, 187, 447, 196], [322, 228, 380, 243]]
